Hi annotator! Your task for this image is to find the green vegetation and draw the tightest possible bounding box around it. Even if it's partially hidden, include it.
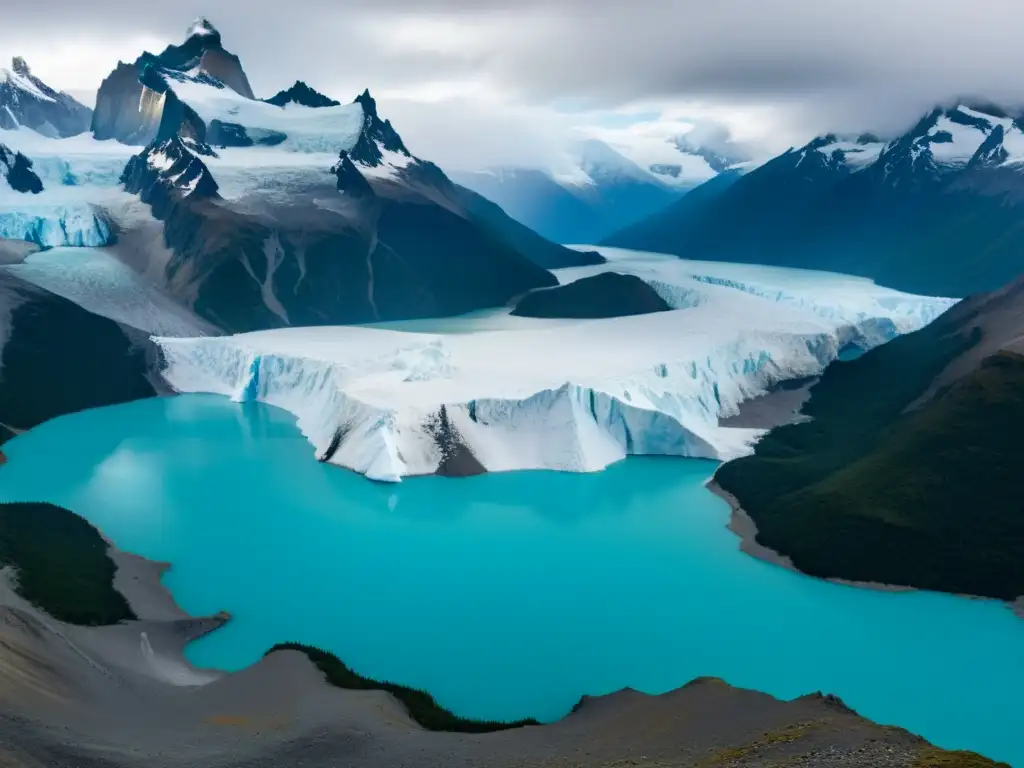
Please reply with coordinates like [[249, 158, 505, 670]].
[[716, 307, 1024, 600], [0, 502, 135, 625], [913, 746, 1010, 767], [267, 642, 539, 733], [699, 722, 817, 766], [712, 301, 1024, 602]]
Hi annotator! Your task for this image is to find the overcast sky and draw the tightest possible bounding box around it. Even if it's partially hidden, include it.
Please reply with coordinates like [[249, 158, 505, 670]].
[[5, 0, 1024, 170]]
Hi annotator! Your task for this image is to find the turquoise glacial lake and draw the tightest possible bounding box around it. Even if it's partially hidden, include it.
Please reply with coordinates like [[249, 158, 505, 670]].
[[0, 394, 1020, 764]]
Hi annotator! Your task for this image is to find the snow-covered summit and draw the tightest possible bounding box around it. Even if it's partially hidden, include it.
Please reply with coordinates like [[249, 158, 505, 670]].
[[92, 16, 254, 142], [569, 138, 671, 187], [122, 135, 219, 199], [790, 132, 886, 173], [186, 17, 220, 41], [0, 59, 92, 137], [875, 104, 1024, 182]]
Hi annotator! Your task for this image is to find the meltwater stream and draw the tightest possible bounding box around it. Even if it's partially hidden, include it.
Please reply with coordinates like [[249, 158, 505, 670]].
[[0, 394, 1020, 764]]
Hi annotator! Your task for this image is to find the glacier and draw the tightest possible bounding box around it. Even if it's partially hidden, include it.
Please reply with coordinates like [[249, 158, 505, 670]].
[[0, 205, 112, 247], [0, 128, 137, 247], [155, 248, 957, 482], [2, 247, 216, 336]]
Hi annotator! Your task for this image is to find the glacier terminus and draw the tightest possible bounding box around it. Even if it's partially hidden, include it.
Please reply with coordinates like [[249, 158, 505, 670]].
[[156, 247, 956, 482]]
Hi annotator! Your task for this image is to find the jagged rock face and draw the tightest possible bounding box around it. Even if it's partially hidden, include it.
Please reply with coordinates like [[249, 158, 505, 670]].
[[265, 81, 339, 108], [349, 89, 410, 165], [121, 136, 220, 201], [0, 58, 92, 137], [0, 144, 43, 194], [0, 272, 158, 442], [331, 151, 375, 197], [92, 18, 254, 144]]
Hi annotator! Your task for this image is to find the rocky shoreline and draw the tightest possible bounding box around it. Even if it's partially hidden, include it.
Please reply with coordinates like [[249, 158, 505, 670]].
[[0, 512, 1005, 767], [706, 479, 1024, 620]]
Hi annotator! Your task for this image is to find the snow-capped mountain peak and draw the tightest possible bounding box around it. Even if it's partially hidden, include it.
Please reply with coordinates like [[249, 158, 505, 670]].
[[10, 57, 31, 78], [875, 103, 1024, 182], [1, 58, 56, 104], [348, 89, 411, 167], [791, 132, 886, 173], [186, 17, 220, 42], [0, 58, 92, 137], [571, 138, 663, 186], [122, 135, 220, 200], [265, 81, 340, 108]]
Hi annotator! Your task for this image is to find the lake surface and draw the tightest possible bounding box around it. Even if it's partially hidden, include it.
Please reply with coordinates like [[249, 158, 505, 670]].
[[0, 394, 1020, 765]]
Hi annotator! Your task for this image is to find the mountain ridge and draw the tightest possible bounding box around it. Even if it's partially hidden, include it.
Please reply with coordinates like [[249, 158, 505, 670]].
[[606, 102, 1024, 296], [0, 57, 92, 137]]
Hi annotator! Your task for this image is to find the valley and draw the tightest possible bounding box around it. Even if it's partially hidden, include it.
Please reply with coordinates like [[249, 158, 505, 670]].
[[1, 9, 1022, 768]]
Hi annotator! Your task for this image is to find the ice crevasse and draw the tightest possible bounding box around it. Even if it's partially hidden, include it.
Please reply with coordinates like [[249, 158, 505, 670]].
[[155, 256, 957, 481], [0, 206, 113, 247]]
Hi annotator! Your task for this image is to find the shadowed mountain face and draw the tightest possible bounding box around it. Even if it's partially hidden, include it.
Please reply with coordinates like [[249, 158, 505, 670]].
[[0, 271, 158, 444], [115, 91, 568, 332], [0, 58, 92, 137], [92, 17, 254, 144], [715, 274, 1024, 601], [608, 105, 1024, 296], [0, 143, 44, 193]]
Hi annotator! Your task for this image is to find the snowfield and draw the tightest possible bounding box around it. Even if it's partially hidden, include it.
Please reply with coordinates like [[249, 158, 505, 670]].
[[155, 248, 957, 481]]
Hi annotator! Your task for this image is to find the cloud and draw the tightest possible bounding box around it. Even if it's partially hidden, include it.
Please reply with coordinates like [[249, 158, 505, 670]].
[[5, 0, 1024, 170]]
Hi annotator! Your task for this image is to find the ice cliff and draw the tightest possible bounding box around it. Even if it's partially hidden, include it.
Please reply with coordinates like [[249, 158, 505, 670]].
[[155, 250, 957, 481]]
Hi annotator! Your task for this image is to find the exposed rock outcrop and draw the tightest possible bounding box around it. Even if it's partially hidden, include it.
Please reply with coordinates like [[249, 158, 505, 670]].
[[512, 272, 671, 318]]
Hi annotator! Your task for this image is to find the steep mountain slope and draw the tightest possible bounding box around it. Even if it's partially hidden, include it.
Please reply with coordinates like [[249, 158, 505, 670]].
[[448, 184, 604, 269], [451, 167, 602, 244], [92, 17, 254, 144], [452, 140, 688, 244], [112, 70, 562, 331], [0, 269, 158, 445], [604, 133, 884, 260], [788, 105, 1024, 295], [603, 169, 743, 254], [715, 273, 1024, 601], [0, 58, 92, 137], [608, 104, 1024, 296]]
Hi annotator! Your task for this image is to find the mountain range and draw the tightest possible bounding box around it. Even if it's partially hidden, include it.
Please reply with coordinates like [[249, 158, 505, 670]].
[[452, 138, 717, 244], [607, 104, 1024, 297], [0, 18, 602, 335], [0, 57, 92, 137]]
